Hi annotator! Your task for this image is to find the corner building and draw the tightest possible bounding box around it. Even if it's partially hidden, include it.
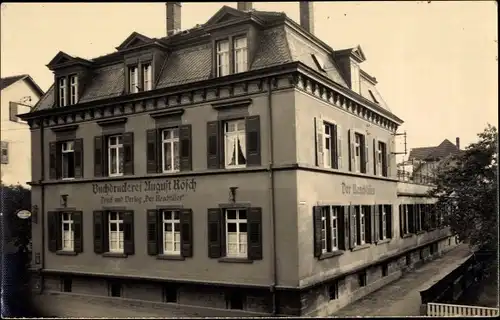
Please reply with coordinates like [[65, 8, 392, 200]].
[[22, 2, 455, 316]]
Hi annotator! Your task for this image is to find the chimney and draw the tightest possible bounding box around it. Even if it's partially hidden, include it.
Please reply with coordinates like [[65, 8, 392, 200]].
[[166, 2, 181, 36], [237, 2, 253, 11], [299, 1, 314, 34], [456, 137, 460, 149]]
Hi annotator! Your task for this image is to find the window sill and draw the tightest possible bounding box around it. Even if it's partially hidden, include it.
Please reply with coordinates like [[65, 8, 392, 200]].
[[375, 238, 391, 245], [102, 252, 127, 258], [416, 231, 426, 235], [318, 250, 344, 260], [56, 250, 77, 256], [218, 257, 253, 264], [351, 244, 371, 252], [157, 254, 184, 261], [402, 234, 414, 239]]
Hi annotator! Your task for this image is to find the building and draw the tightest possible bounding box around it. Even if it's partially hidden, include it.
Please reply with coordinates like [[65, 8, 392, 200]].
[[20, 2, 455, 316], [1, 74, 44, 187]]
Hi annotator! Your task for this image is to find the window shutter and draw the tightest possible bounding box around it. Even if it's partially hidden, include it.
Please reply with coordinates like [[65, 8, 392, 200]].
[[179, 124, 193, 171], [343, 206, 350, 250], [348, 130, 355, 172], [123, 211, 135, 255], [123, 132, 135, 175], [408, 205, 415, 233], [93, 211, 105, 254], [48, 211, 59, 252], [180, 208, 193, 258], [349, 205, 356, 249], [49, 142, 57, 180], [248, 207, 263, 260], [331, 125, 338, 169], [387, 205, 393, 238], [337, 125, 342, 169], [399, 205, 404, 237], [147, 209, 159, 255], [313, 206, 322, 257], [246, 116, 261, 166], [207, 121, 221, 169], [94, 136, 104, 177], [373, 205, 379, 241], [9, 102, 19, 122], [74, 139, 84, 178], [365, 207, 373, 243], [363, 136, 369, 174], [207, 208, 222, 258], [146, 129, 158, 174], [73, 211, 83, 253], [315, 118, 324, 167], [373, 139, 377, 175]]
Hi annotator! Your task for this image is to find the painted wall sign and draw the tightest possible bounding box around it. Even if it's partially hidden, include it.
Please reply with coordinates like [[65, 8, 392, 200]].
[[16, 210, 32, 219], [92, 178, 197, 205], [341, 182, 375, 195]]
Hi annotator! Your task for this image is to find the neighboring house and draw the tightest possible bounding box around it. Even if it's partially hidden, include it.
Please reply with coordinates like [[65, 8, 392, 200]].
[[19, 2, 454, 317], [0, 74, 44, 187]]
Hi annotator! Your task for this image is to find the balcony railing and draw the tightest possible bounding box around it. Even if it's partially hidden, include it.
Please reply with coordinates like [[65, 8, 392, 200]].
[[426, 302, 499, 317], [397, 169, 436, 186]]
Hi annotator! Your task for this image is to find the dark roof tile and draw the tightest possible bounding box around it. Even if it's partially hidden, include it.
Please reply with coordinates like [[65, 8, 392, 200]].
[[409, 139, 460, 161], [251, 26, 291, 70], [79, 64, 124, 103]]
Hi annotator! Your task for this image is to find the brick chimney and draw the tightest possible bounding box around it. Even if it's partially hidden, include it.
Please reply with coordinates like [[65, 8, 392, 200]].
[[299, 1, 314, 34], [237, 2, 253, 11], [456, 137, 460, 149], [166, 2, 181, 36]]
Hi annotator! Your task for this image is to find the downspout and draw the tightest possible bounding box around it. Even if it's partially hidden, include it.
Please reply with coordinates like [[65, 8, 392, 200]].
[[267, 77, 278, 316], [39, 120, 46, 291]]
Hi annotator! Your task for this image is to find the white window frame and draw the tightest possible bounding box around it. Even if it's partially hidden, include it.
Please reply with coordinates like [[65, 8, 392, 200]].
[[142, 63, 152, 91], [381, 206, 387, 240], [59, 77, 67, 107], [161, 128, 180, 173], [402, 204, 410, 234], [323, 123, 332, 168], [61, 141, 75, 180], [359, 206, 366, 245], [225, 209, 248, 259], [108, 135, 123, 177], [233, 36, 248, 73], [108, 212, 124, 253], [216, 39, 230, 77], [162, 210, 181, 255], [129, 66, 139, 93], [376, 140, 383, 176], [320, 207, 328, 254], [353, 206, 359, 245], [61, 212, 74, 251], [331, 206, 339, 251], [69, 75, 78, 105], [351, 61, 360, 94], [354, 133, 362, 173], [224, 119, 247, 169]]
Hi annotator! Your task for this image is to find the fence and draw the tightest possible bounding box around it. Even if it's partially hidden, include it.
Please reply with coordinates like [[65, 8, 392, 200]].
[[426, 302, 499, 317]]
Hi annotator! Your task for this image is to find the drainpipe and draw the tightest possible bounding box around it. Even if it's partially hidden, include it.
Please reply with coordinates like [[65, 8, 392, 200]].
[[267, 77, 278, 315], [39, 120, 46, 291]]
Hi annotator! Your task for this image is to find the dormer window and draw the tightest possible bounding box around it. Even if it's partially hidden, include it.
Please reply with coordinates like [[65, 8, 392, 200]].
[[233, 37, 248, 73], [129, 66, 139, 93], [216, 36, 248, 77], [69, 75, 78, 105], [58, 77, 67, 107], [351, 62, 360, 94], [142, 63, 152, 91], [216, 40, 230, 77]]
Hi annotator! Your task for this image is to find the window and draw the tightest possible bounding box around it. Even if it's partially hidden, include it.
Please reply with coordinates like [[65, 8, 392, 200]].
[[224, 119, 247, 168], [216, 40, 230, 77], [69, 75, 78, 105], [108, 212, 124, 253], [382, 264, 388, 277], [233, 36, 248, 73], [161, 128, 180, 173], [58, 77, 67, 107], [49, 139, 83, 180], [351, 62, 360, 94], [1, 141, 8, 164], [379, 205, 392, 240], [61, 141, 75, 179], [358, 271, 367, 287], [62, 278, 72, 292], [316, 206, 345, 257], [162, 210, 181, 255], [142, 63, 152, 91], [323, 123, 340, 169], [226, 292, 244, 310], [358, 206, 366, 245], [226, 209, 247, 258], [328, 281, 339, 300], [108, 135, 124, 176], [129, 66, 139, 93], [109, 282, 122, 297], [415, 205, 422, 232], [354, 133, 362, 172], [400, 204, 410, 235], [376, 141, 383, 176], [61, 212, 74, 251], [163, 285, 178, 303]]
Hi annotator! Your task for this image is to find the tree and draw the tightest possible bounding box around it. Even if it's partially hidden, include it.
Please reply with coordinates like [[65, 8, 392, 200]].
[[1, 183, 31, 249], [428, 124, 498, 252]]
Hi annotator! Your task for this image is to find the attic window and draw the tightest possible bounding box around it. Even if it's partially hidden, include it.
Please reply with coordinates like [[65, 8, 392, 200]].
[[142, 64, 152, 91], [58, 77, 67, 107], [129, 66, 139, 93], [350, 62, 360, 94], [69, 75, 78, 105], [311, 54, 326, 72], [368, 90, 379, 104]]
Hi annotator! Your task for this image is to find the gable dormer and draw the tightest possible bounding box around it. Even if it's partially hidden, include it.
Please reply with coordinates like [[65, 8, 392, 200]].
[[116, 32, 169, 95], [333, 45, 367, 94], [47, 51, 94, 108]]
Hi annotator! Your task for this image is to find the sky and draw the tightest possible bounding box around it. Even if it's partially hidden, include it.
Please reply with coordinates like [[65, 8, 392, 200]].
[[1, 1, 497, 163]]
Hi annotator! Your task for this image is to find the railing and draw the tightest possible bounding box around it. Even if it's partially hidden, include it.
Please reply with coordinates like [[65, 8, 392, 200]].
[[397, 169, 436, 185], [427, 302, 499, 317]]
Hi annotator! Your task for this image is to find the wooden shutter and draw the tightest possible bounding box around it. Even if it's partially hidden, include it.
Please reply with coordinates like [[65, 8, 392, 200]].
[[248, 207, 263, 260], [363, 136, 369, 174], [147, 209, 158, 255], [315, 118, 324, 167], [179, 124, 193, 171], [73, 139, 84, 178], [73, 211, 83, 253], [387, 205, 393, 238], [207, 208, 222, 258], [349, 205, 356, 249], [408, 205, 415, 233], [94, 136, 104, 177], [49, 142, 57, 180], [146, 129, 158, 174], [331, 124, 338, 169], [93, 211, 105, 254], [365, 206, 373, 243], [123, 211, 135, 255], [48, 211, 59, 252], [9, 102, 18, 122], [246, 116, 261, 166], [348, 130, 355, 172], [207, 121, 220, 169], [373, 139, 377, 175], [399, 205, 404, 237], [123, 132, 134, 175], [180, 208, 193, 257], [382, 142, 388, 177], [337, 125, 342, 169], [343, 206, 350, 250], [313, 206, 322, 257], [373, 205, 380, 242]]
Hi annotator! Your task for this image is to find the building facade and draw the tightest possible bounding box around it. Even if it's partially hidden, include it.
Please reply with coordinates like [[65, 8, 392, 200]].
[[21, 2, 455, 316], [1, 74, 44, 187]]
